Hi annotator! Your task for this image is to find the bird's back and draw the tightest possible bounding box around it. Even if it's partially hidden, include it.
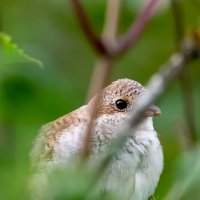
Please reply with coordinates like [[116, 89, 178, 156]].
[[31, 105, 89, 168]]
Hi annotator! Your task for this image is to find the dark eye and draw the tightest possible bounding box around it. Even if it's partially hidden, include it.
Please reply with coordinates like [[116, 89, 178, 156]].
[[115, 99, 128, 110]]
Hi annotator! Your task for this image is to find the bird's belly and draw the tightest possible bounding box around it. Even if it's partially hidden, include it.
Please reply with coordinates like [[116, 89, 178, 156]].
[[104, 134, 163, 200], [134, 138, 163, 200]]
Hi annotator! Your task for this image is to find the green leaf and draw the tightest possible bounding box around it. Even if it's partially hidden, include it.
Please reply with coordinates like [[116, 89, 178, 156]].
[[0, 32, 43, 68]]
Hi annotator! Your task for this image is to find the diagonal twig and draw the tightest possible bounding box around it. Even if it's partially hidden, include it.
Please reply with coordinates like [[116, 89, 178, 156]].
[[171, 0, 185, 45], [102, 0, 121, 43], [81, 57, 113, 161], [86, 0, 121, 100], [179, 70, 197, 148], [171, 0, 197, 149], [71, 0, 159, 58], [81, 0, 122, 161], [113, 0, 159, 56], [70, 0, 108, 55]]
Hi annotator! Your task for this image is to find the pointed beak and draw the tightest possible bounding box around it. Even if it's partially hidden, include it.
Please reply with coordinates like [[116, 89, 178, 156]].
[[144, 105, 161, 117]]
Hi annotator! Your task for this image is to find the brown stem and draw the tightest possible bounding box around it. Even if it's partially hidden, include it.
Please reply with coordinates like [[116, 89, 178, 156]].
[[70, 0, 159, 58], [81, 58, 113, 160], [102, 0, 121, 43], [179, 69, 197, 147], [81, 0, 122, 161], [171, 0, 197, 148], [171, 0, 185, 45], [114, 0, 159, 55], [70, 0, 108, 55], [86, 0, 121, 100], [86, 58, 113, 101]]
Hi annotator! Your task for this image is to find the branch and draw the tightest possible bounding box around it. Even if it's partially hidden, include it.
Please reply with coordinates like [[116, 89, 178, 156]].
[[81, 0, 122, 161], [113, 0, 159, 55], [81, 57, 113, 160], [86, 0, 121, 100], [171, 0, 185, 45], [171, 0, 197, 148], [70, 0, 159, 58], [70, 0, 108, 55], [102, 0, 121, 43], [179, 69, 197, 148]]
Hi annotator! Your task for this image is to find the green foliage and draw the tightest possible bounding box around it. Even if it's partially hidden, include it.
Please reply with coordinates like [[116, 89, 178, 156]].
[[32, 161, 130, 200], [0, 0, 200, 200], [164, 145, 200, 200], [0, 32, 43, 67]]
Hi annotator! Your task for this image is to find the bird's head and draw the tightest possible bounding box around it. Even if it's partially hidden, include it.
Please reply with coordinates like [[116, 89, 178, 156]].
[[89, 78, 161, 119], [87, 78, 161, 153]]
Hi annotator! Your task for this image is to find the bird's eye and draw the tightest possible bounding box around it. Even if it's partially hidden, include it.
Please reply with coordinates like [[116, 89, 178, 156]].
[[115, 99, 128, 110]]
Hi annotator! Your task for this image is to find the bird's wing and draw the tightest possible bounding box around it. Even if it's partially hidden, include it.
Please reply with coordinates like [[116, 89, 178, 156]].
[[31, 105, 89, 167]]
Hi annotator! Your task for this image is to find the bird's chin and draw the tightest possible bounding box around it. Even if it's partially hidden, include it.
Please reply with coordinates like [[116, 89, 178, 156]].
[[136, 117, 154, 132]]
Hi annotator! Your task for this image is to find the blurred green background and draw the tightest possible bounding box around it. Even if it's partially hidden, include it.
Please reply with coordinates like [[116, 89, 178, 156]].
[[0, 0, 200, 199]]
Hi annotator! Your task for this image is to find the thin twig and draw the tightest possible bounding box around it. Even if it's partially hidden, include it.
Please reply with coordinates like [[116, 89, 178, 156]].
[[87, 0, 121, 100], [71, 0, 159, 58], [171, 0, 185, 46], [70, 0, 108, 55], [102, 0, 121, 44], [179, 69, 197, 147], [81, 0, 122, 161], [113, 0, 159, 56], [86, 58, 113, 102], [174, 120, 195, 151], [171, 0, 197, 148], [81, 57, 113, 160]]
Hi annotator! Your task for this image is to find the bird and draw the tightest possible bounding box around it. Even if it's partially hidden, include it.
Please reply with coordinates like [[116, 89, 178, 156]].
[[30, 78, 163, 200]]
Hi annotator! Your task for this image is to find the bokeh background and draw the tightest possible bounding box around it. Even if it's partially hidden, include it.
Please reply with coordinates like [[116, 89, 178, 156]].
[[0, 0, 200, 199]]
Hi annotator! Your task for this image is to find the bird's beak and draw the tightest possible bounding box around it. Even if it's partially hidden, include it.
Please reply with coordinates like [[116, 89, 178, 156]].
[[144, 105, 161, 117]]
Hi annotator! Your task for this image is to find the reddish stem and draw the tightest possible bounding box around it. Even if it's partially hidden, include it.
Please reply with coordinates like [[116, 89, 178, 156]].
[[114, 0, 159, 55], [70, 0, 108, 55]]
